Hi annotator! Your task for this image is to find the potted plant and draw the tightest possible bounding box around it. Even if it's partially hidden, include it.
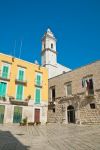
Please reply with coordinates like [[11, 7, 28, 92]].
[[2, 96, 6, 101], [20, 117, 28, 126], [25, 95, 31, 101]]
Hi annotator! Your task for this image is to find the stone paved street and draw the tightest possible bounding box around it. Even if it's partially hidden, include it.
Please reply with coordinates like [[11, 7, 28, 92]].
[[0, 124, 100, 150]]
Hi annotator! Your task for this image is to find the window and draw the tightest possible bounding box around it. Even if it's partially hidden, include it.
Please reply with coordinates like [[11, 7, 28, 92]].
[[35, 88, 41, 104], [66, 83, 72, 96], [44, 44, 45, 49], [53, 108, 55, 113], [18, 69, 24, 81], [90, 103, 95, 109], [51, 87, 55, 102], [0, 82, 7, 97], [82, 77, 94, 95], [16, 84, 23, 100], [2, 65, 9, 79], [51, 43, 53, 49], [36, 73, 42, 86]]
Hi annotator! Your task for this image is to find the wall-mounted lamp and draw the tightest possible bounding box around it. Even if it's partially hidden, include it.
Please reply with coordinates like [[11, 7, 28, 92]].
[[54, 101, 56, 105]]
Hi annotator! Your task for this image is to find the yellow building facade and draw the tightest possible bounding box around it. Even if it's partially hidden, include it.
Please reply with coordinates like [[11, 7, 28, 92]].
[[0, 53, 48, 124]]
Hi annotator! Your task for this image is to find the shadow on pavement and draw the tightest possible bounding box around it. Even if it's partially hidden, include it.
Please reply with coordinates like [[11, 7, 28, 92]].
[[0, 130, 30, 150]]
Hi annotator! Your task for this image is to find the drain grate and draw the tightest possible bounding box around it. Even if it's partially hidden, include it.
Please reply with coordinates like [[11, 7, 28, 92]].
[[16, 133, 24, 136]]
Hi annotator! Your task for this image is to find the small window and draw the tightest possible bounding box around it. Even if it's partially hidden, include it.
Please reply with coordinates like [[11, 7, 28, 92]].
[[52, 89, 55, 98], [51, 43, 53, 49], [51, 87, 55, 102], [53, 108, 55, 113], [2, 65, 9, 79], [44, 44, 45, 49], [90, 103, 95, 109], [18, 70, 24, 81], [36, 73, 42, 86], [66, 83, 72, 96]]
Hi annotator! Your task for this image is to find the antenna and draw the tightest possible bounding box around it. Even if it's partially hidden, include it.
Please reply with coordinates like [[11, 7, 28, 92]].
[[19, 40, 22, 59], [13, 40, 16, 57]]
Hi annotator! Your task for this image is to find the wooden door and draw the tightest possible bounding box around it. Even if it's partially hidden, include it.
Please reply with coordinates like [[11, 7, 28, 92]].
[[34, 109, 40, 122]]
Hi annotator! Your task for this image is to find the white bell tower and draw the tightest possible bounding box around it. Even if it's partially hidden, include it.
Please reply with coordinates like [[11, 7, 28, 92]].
[[41, 28, 57, 67], [41, 28, 71, 78]]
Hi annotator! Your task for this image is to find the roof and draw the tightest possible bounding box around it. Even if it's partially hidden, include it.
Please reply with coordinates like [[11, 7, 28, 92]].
[[0, 52, 47, 70], [49, 60, 100, 80]]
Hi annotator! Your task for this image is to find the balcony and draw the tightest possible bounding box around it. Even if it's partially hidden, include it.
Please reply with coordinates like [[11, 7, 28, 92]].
[[35, 80, 42, 87], [62, 95, 80, 101], [15, 78, 27, 85], [48, 100, 56, 109], [9, 97, 28, 106], [0, 73, 10, 81]]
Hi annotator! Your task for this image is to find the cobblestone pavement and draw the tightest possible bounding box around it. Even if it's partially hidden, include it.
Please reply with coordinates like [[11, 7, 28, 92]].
[[0, 124, 100, 150]]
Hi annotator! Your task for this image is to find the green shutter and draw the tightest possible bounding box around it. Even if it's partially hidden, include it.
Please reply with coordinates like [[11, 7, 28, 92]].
[[0, 83, 2, 97], [13, 106, 22, 123], [18, 70, 24, 81], [0, 105, 5, 124], [35, 88, 40, 104], [2, 66, 9, 78], [2, 83, 6, 96], [16, 85, 23, 100], [36, 75, 41, 86], [0, 82, 7, 97]]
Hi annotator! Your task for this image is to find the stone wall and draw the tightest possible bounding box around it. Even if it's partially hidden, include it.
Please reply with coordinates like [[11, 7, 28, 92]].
[[80, 108, 100, 124], [48, 95, 100, 124], [47, 110, 56, 123], [48, 61, 100, 99], [48, 61, 100, 124]]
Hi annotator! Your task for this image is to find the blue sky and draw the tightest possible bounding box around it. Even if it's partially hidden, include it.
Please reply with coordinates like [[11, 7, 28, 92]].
[[0, 0, 100, 69]]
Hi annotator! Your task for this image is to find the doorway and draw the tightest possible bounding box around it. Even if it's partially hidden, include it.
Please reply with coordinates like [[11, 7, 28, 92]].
[[13, 106, 22, 123], [0, 105, 5, 124], [34, 109, 40, 122], [67, 105, 75, 123]]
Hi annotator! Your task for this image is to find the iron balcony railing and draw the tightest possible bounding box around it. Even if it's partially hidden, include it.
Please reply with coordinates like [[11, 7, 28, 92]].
[[35, 80, 42, 87], [9, 97, 28, 106], [15, 78, 27, 85]]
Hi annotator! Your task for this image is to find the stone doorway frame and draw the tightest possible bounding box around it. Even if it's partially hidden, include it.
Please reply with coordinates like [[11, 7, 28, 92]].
[[67, 105, 75, 123]]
